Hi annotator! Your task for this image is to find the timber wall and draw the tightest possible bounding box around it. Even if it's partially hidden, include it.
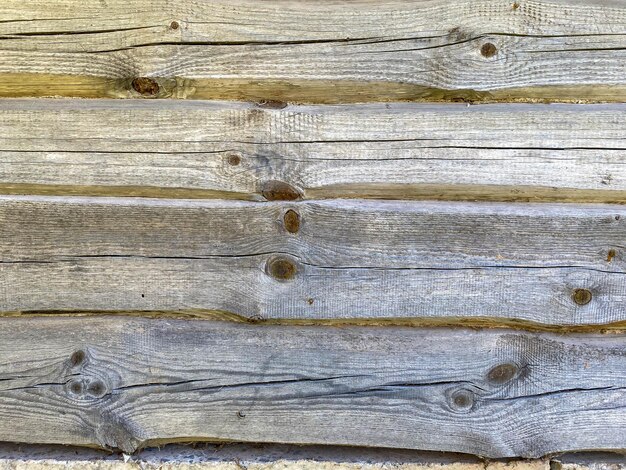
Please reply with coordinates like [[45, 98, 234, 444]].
[[0, 0, 624, 461]]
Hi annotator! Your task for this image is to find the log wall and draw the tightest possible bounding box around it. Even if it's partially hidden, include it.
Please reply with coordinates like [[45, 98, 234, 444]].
[[0, 0, 624, 460]]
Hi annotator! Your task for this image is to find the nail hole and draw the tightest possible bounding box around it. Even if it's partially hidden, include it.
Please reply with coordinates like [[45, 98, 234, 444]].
[[307, 298, 314, 305], [237, 410, 246, 418], [70, 350, 85, 367], [481, 43, 497, 58], [170, 21, 180, 30], [487, 363, 519, 384], [131, 77, 160, 96], [266, 257, 298, 281], [573, 288, 592, 306], [283, 210, 301, 234]]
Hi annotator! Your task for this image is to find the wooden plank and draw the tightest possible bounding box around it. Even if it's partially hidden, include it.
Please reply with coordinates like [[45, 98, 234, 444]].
[[1, 195, 624, 328], [0, 316, 623, 457], [1, 0, 626, 101], [0, 100, 625, 202]]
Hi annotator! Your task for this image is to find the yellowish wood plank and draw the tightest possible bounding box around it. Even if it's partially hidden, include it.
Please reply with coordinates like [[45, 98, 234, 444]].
[[2, 0, 626, 101]]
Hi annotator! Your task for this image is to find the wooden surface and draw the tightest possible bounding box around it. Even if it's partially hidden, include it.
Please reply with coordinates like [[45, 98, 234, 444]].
[[0, 316, 624, 457], [1, 0, 625, 459], [1, 0, 626, 101], [0, 195, 623, 327], [1, 100, 626, 202]]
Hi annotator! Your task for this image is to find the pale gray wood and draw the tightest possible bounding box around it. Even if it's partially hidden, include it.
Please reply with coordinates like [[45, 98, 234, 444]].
[[0, 195, 624, 326], [6, 0, 626, 44], [0, 317, 624, 457], [1, 0, 626, 100], [0, 100, 625, 202]]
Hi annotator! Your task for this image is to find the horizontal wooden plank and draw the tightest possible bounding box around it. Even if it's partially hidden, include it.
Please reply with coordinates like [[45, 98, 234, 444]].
[[0, 316, 624, 457], [1, 100, 625, 202], [1, 0, 626, 101], [1, 196, 624, 327]]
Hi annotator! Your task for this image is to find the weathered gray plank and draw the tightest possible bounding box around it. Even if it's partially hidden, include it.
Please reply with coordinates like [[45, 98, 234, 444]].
[[1, 0, 626, 101], [0, 316, 623, 457], [0, 100, 625, 202], [1, 195, 624, 327], [7, 0, 626, 44]]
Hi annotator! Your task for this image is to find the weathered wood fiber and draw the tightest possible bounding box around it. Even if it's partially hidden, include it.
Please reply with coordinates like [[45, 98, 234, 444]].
[[1, 195, 623, 327], [0, 317, 623, 457], [1, 0, 626, 101], [0, 100, 625, 202]]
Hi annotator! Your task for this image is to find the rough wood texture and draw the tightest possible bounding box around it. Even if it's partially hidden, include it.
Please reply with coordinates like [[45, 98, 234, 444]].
[[1, 0, 626, 101], [0, 317, 624, 457], [1, 195, 623, 327], [2, 0, 625, 461], [1, 100, 625, 202]]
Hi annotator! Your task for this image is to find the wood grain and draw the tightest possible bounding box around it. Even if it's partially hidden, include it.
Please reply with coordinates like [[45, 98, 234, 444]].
[[3, 0, 625, 460], [1, 195, 624, 327], [1, 0, 626, 101], [1, 100, 625, 202], [0, 316, 623, 457]]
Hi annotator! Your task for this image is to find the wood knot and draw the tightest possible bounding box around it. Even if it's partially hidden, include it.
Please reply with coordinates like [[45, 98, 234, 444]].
[[68, 379, 84, 395], [95, 413, 140, 453], [607, 249, 616, 263], [449, 389, 475, 411], [87, 380, 107, 398], [481, 42, 497, 58], [226, 153, 241, 166], [487, 363, 518, 384], [283, 209, 301, 234], [70, 350, 86, 367], [131, 77, 160, 96], [573, 288, 592, 306], [67, 378, 108, 399], [261, 180, 302, 201], [266, 257, 298, 281]]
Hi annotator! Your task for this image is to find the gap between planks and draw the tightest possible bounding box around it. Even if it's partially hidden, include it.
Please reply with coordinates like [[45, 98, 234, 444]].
[[3, 75, 626, 104], [2, 310, 625, 334], [0, 183, 625, 205]]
